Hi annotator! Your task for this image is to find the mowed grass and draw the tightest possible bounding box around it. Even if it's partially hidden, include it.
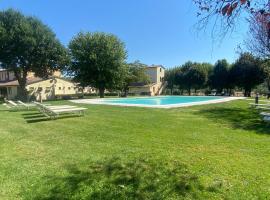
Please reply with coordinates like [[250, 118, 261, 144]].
[[0, 100, 269, 199]]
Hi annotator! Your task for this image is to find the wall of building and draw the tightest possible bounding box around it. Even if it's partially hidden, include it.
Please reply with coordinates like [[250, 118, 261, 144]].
[[129, 86, 152, 96], [146, 68, 158, 83], [6, 86, 18, 99], [145, 66, 165, 84], [83, 86, 97, 94], [26, 78, 78, 100], [129, 83, 163, 96]]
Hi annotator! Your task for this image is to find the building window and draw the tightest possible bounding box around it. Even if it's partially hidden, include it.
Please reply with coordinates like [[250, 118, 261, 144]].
[[29, 87, 34, 92], [59, 87, 61, 90], [160, 68, 162, 72], [45, 87, 51, 93], [37, 87, 43, 92], [68, 87, 71, 90]]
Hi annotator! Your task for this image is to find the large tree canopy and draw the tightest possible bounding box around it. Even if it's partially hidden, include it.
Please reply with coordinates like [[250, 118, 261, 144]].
[[194, 1, 270, 58], [68, 32, 127, 98], [175, 61, 211, 95], [209, 59, 231, 93], [164, 67, 179, 95], [230, 52, 265, 96], [0, 9, 68, 100]]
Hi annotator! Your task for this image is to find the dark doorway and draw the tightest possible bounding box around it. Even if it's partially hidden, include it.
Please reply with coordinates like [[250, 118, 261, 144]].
[[0, 87, 7, 98]]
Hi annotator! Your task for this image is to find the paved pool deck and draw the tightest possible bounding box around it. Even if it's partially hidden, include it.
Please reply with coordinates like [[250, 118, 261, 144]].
[[70, 96, 246, 109]]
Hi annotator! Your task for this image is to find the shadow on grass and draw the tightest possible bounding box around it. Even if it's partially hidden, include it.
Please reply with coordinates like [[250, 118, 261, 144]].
[[23, 113, 82, 123], [23, 114, 47, 119], [21, 112, 41, 116], [197, 106, 270, 134], [27, 158, 219, 200]]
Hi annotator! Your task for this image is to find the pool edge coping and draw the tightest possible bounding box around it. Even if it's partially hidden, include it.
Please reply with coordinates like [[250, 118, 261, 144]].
[[70, 96, 246, 109]]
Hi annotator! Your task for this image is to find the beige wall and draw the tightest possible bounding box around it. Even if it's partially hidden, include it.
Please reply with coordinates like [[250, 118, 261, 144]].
[[129, 82, 163, 96], [83, 86, 97, 94], [6, 86, 18, 99], [26, 78, 78, 100], [145, 66, 165, 84], [131, 66, 165, 96]]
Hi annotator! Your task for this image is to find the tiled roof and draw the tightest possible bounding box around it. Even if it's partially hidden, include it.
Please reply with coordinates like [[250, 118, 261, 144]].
[[0, 77, 44, 87], [147, 65, 165, 69]]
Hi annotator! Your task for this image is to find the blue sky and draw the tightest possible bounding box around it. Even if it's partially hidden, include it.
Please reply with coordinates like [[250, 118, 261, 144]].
[[0, 0, 248, 68]]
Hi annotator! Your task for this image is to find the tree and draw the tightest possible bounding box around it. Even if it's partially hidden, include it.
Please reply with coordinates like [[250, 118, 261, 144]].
[[209, 59, 231, 93], [194, 1, 270, 57], [122, 61, 150, 96], [176, 62, 210, 95], [190, 63, 211, 94], [0, 9, 67, 100], [164, 67, 179, 95], [246, 12, 270, 59], [230, 52, 265, 97], [68, 32, 127, 98], [194, 0, 262, 32], [261, 59, 270, 94]]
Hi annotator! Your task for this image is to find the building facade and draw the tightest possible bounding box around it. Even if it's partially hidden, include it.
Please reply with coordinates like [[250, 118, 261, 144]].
[[0, 69, 91, 100], [129, 65, 165, 96]]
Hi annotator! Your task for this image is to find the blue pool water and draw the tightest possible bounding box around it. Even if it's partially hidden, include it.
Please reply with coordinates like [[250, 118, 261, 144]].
[[102, 96, 224, 106]]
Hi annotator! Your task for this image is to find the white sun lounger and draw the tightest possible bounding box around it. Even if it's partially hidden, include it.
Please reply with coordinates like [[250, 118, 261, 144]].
[[17, 100, 36, 109], [33, 102, 77, 111], [255, 106, 270, 110], [2, 103, 12, 109], [46, 105, 78, 110], [43, 106, 87, 119], [249, 103, 270, 107], [260, 112, 270, 122], [246, 99, 270, 103], [33, 102, 87, 119], [5, 100, 25, 110]]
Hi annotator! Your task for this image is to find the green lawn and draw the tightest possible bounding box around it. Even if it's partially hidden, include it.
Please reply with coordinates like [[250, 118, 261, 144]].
[[0, 100, 269, 199]]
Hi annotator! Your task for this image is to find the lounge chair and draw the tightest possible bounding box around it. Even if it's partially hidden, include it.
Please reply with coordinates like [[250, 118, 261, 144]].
[[46, 107, 87, 119], [5, 100, 25, 110], [33, 102, 87, 119], [260, 112, 270, 122], [33, 102, 77, 111], [17, 100, 37, 109], [2, 103, 12, 109], [255, 106, 270, 110], [249, 103, 270, 108]]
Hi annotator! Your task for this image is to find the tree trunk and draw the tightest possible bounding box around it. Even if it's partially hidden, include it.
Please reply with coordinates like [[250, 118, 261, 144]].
[[13, 68, 28, 101], [188, 88, 191, 96], [124, 87, 128, 97], [99, 87, 105, 98], [18, 84, 28, 101], [267, 79, 270, 99], [244, 88, 251, 97], [170, 87, 173, 95]]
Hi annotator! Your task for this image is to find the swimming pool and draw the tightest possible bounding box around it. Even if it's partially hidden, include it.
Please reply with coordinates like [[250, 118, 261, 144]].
[[71, 96, 244, 108]]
